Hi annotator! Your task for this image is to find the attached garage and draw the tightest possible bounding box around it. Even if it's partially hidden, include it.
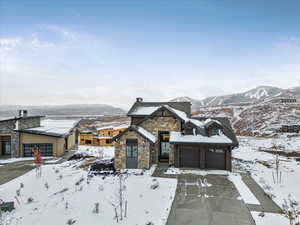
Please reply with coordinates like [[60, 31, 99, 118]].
[[179, 146, 200, 168], [23, 143, 53, 157], [206, 149, 226, 170]]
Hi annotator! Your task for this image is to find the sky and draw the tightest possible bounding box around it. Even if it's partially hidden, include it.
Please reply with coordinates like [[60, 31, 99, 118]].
[[1, 0, 300, 109]]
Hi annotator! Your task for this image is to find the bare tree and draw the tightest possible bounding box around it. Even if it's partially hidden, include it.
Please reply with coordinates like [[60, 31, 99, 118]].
[[282, 194, 300, 225], [110, 173, 128, 222]]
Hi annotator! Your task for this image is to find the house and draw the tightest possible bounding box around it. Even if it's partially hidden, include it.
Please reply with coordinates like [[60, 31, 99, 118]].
[[280, 125, 300, 133], [113, 98, 238, 171], [79, 131, 95, 145], [0, 110, 79, 157], [79, 124, 128, 146], [95, 124, 128, 146]]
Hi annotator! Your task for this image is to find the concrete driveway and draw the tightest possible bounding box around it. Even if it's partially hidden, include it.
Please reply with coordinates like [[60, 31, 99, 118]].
[[167, 174, 256, 225]]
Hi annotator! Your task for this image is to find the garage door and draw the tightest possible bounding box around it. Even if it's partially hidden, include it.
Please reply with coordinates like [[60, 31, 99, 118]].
[[206, 149, 225, 170], [23, 143, 53, 157], [180, 146, 200, 168]]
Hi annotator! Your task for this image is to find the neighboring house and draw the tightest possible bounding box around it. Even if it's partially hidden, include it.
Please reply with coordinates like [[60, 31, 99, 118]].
[[79, 131, 95, 145], [280, 125, 300, 133], [0, 110, 79, 157], [113, 98, 238, 171], [79, 124, 128, 146]]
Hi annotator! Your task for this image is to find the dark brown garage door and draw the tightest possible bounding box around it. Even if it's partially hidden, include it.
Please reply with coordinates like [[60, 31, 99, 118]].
[[206, 149, 225, 170], [180, 146, 200, 168]]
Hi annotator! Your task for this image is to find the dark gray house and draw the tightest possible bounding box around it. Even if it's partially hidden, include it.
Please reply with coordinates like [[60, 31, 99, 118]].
[[113, 98, 238, 171]]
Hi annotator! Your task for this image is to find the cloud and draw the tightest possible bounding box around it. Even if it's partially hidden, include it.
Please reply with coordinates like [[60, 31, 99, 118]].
[[1, 26, 300, 109], [0, 38, 22, 51]]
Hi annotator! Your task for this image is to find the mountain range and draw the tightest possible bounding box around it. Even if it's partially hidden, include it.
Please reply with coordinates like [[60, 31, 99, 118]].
[[172, 85, 300, 110], [0, 104, 126, 118]]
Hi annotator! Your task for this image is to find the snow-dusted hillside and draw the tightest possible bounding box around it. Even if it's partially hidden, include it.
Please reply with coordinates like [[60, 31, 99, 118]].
[[193, 103, 300, 136], [173, 85, 300, 108]]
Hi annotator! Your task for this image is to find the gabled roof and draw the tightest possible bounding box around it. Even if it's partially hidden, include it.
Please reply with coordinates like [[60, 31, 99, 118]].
[[113, 125, 157, 144], [127, 101, 191, 117], [192, 116, 238, 147], [133, 105, 189, 127], [169, 131, 233, 145]]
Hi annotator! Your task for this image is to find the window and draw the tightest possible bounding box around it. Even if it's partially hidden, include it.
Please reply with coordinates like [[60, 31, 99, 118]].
[[23, 143, 53, 157], [106, 139, 112, 144], [208, 149, 224, 153], [211, 128, 220, 136], [85, 140, 92, 144]]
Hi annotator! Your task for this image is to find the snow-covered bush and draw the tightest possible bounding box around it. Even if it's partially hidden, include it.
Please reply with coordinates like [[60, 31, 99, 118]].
[[282, 194, 300, 225]]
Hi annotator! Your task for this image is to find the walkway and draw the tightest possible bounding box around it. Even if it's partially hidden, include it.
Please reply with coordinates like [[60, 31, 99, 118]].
[[242, 174, 282, 213]]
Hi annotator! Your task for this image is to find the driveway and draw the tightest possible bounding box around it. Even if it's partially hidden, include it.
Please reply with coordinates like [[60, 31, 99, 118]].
[[167, 174, 256, 225]]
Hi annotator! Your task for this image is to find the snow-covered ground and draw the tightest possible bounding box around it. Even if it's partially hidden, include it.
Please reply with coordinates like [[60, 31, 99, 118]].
[[238, 134, 300, 152], [76, 145, 115, 159], [0, 162, 177, 225], [234, 136, 300, 225], [0, 157, 54, 165]]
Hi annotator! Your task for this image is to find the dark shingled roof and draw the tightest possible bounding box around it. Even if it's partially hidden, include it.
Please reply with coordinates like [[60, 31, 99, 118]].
[[192, 116, 239, 147], [127, 101, 192, 117]]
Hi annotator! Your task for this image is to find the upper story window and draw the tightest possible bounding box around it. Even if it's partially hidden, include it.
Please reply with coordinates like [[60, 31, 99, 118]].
[[211, 128, 220, 136]]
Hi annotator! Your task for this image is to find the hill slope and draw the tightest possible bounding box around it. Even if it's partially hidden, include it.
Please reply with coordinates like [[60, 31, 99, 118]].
[[0, 104, 126, 118]]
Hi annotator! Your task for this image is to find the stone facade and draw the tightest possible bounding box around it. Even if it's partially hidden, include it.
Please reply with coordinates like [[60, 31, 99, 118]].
[[114, 131, 152, 169], [139, 116, 181, 165]]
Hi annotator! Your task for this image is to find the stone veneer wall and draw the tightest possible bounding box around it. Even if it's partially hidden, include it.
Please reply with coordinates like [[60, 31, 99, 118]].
[[139, 116, 181, 165], [114, 131, 151, 169], [0, 120, 20, 157]]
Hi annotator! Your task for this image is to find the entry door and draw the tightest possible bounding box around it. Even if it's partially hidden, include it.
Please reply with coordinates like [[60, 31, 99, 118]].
[[1, 141, 11, 155], [159, 131, 170, 161], [126, 139, 138, 168]]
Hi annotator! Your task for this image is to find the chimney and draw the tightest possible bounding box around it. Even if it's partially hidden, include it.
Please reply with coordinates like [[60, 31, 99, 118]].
[[136, 97, 143, 103], [18, 109, 28, 117]]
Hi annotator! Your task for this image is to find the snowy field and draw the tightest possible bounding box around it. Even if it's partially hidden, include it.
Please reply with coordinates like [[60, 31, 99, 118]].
[[76, 145, 115, 159], [0, 162, 177, 225], [239, 134, 300, 152], [234, 136, 300, 225], [0, 157, 54, 165]]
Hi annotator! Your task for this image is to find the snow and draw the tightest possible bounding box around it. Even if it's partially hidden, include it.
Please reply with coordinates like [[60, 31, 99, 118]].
[[165, 167, 230, 176], [188, 118, 204, 127], [0, 163, 177, 225], [96, 124, 129, 131], [76, 145, 115, 160], [233, 136, 300, 224], [245, 87, 270, 99], [22, 119, 79, 136], [169, 131, 232, 144], [130, 106, 160, 115], [163, 105, 189, 122], [228, 173, 260, 205], [0, 157, 53, 164], [203, 118, 222, 126], [135, 126, 157, 143], [251, 212, 289, 225]]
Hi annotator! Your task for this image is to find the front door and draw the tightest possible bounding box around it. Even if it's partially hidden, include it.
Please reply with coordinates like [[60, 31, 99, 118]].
[[159, 131, 170, 162], [126, 139, 138, 168], [1, 141, 11, 155]]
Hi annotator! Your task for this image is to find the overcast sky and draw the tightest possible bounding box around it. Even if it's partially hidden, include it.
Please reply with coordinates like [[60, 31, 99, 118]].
[[1, 0, 300, 109]]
